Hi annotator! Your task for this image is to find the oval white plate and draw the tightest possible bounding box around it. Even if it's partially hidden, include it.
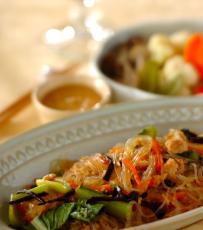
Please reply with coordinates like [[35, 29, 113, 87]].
[[1, 98, 203, 230]]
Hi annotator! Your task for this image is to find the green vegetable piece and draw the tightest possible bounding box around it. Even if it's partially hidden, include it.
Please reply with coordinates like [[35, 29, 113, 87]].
[[159, 76, 184, 96], [28, 217, 47, 230], [36, 179, 72, 194], [11, 184, 50, 202], [75, 187, 134, 221], [10, 180, 71, 204], [40, 203, 75, 230], [75, 186, 106, 200], [9, 194, 21, 227], [140, 126, 157, 138], [70, 199, 103, 223], [176, 150, 199, 162], [100, 201, 134, 221], [139, 60, 161, 93]]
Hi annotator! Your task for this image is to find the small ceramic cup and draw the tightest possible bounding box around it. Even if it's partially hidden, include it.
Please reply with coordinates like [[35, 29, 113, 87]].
[[32, 75, 111, 123]]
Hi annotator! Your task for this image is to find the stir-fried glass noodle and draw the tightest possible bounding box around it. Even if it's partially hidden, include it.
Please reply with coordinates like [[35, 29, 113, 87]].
[[8, 127, 203, 230]]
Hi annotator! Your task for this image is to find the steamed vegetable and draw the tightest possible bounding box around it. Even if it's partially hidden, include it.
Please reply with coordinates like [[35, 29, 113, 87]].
[[148, 34, 175, 64], [184, 33, 203, 79], [169, 30, 191, 51], [139, 60, 161, 93], [162, 55, 198, 91]]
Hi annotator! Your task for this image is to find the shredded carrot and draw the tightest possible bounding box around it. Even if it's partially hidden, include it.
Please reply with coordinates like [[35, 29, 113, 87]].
[[188, 142, 203, 156], [90, 184, 112, 193], [123, 158, 141, 186], [184, 33, 203, 79], [99, 155, 109, 165], [148, 177, 156, 189], [67, 180, 78, 189], [152, 139, 163, 173], [176, 191, 186, 201]]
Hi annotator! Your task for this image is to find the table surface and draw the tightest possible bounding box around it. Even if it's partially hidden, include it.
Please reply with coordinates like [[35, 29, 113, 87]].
[[1, 0, 203, 228]]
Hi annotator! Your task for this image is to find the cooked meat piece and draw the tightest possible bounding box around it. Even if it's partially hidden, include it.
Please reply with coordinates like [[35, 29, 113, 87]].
[[163, 158, 185, 177], [15, 192, 63, 223], [164, 129, 188, 154]]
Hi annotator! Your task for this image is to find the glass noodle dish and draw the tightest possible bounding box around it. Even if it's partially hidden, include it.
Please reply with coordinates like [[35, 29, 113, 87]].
[[9, 127, 203, 229], [100, 31, 203, 96]]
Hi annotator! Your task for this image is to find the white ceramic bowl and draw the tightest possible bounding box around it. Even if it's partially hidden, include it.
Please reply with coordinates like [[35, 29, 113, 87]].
[[32, 75, 111, 123], [94, 20, 203, 102]]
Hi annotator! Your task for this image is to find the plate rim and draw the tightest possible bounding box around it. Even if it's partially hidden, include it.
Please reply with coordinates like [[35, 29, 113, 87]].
[[1, 97, 203, 153]]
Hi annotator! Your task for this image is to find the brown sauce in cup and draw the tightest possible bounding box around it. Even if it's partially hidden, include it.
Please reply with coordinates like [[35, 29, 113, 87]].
[[41, 84, 101, 111]]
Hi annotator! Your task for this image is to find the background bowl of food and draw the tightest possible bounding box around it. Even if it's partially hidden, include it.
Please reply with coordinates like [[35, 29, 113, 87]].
[[94, 20, 203, 102]]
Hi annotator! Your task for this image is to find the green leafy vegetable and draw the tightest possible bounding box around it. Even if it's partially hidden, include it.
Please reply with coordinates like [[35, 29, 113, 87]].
[[176, 150, 199, 162], [25, 217, 47, 230], [70, 199, 103, 223], [11, 184, 50, 203], [159, 75, 184, 96], [100, 201, 134, 221], [139, 60, 161, 93], [32, 203, 75, 230], [9, 194, 21, 227], [75, 186, 106, 200], [36, 179, 72, 194], [10, 180, 72, 206], [140, 126, 157, 138]]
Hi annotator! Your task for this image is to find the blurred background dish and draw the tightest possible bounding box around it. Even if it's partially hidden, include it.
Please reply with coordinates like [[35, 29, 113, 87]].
[[95, 20, 203, 102], [1, 1, 203, 144]]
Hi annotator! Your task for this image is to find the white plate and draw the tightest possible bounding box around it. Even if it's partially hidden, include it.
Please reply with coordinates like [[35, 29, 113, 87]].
[[1, 98, 203, 230]]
